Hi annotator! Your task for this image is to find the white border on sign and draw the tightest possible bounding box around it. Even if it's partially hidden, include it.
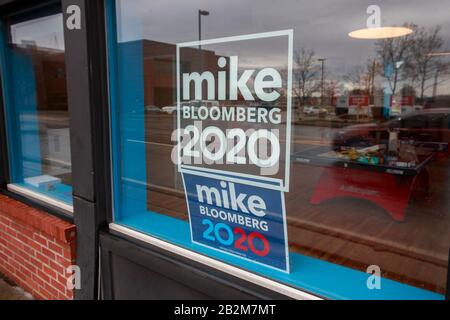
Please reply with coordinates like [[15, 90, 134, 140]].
[[176, 30, 294, 192], [180, 165, 284, 191]]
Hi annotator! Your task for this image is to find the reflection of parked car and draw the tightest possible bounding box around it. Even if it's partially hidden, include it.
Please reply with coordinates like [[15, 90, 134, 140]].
[[398, 105, 423, 115], [250, 101, 279, 111], [333, 108, 450, 148], [303, 106, 327, 115], [184, 100, 220, 109], [162, 106, 177, 114], [144, 105, 163, 113], [179, 100, 221, 115]]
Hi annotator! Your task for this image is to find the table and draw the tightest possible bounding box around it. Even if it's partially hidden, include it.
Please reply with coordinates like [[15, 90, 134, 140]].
[[293, 146, 435, 222]]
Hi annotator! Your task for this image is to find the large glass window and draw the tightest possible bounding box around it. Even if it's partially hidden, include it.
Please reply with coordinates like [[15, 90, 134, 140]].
[[108, 0, 449, 299], [0, 4, 72, 205]]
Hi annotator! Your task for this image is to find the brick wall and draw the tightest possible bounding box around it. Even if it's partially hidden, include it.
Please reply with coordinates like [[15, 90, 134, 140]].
[[0, 194, 76, 300]]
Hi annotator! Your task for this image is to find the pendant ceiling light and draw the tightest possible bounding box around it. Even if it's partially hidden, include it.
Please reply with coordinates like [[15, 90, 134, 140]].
[[348, 26, 413, 39]]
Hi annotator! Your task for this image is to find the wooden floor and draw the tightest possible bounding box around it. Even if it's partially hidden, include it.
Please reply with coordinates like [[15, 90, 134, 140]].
[[146, 156, 450, 294]]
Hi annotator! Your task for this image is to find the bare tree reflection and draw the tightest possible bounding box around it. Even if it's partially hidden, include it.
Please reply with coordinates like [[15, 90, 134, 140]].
[[293, 48, 320, 106], [406, 25, 450, 100], [375, 23, 417, 96]]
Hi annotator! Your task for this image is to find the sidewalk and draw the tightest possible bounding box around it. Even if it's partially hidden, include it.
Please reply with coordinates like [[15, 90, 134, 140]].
[[0, 277, 33, 300]]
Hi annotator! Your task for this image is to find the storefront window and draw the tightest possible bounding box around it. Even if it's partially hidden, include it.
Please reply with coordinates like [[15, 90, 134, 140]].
[[108, 0, 449, 299], [1, 5, 72, 205]]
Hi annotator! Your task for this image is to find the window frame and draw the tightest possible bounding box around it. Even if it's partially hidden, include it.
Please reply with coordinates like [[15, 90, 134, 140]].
[[1, 0, 446, 301], [103, 0, 450, 300], [0, 0, 74, 221]]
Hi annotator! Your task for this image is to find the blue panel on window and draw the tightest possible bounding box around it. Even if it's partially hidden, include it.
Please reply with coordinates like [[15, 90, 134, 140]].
[[9, 51, 42, 180], [0, 11, 72, 205]]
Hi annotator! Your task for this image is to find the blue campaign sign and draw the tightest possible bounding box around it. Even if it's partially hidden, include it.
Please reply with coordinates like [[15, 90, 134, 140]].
[[182, 168, 289, 272]]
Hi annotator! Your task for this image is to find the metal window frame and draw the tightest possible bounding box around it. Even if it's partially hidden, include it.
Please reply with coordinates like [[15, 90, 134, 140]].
[[61, 0, 111, 300], [0, 0, 112, 299], [101, 0, 450, 300], [0, 0, 74, 222], [0, 0, 448, 301], [108, 223, 321, 300]]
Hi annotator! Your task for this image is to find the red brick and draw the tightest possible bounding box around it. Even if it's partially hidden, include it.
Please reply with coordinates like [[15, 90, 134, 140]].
[[58, 273, 68, 284], [35, 251, 50, 265], [16, 233, 31, 246], [63, 247, 74, 260], [49, 260, 65, 276], [0, 234, 6, 246], [44, 283, 59, 299], [6, 272, 20, 285], [28, 239, 42, 251], [14, 254, 26, 265], [33, 234, 48, 247], [41, 247, 56, 260], [0, 251, 8, 262], [26, 276, 38, 290], [65, 288, 74, 300], [38, 287, 53, 300], [0, 194, 77, 300], [0, 195, 76, 243], [32, 273, 45, 287], [50, 277, 67, 294], [15, 268, 26, 282], [36, 269, 51, 283], [1, 245, 13, 259], [7, 236, 24, 251], [22, 244, 36, 256], [22, 259, 38, 275], [10, 259, 22, 272], [55, 254, 71, 268], [0, 215, 10, 225], [14, 223, 34, 238], [14, 255, 37, 275], [0, 223, 7, 233], [48, 241, 64, 256], [27, 255, 43, 270], [42, 264, 57, 280], [20, 266, 32, 279], [1, 261, 15, 275]]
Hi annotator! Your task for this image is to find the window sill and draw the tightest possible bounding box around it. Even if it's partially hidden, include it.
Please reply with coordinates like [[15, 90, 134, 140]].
[[109, 222, 322, 300], [7, 184, 73, 214], [110, 211, 445, 300]]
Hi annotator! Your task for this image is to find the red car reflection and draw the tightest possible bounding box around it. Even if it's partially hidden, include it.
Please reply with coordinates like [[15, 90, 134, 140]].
[[333, 108, 450, 149]]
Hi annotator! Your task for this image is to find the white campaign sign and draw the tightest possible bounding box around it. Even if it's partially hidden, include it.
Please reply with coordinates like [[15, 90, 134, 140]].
[[175, 30, 293, 272], [176, 30, 293, 192]]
